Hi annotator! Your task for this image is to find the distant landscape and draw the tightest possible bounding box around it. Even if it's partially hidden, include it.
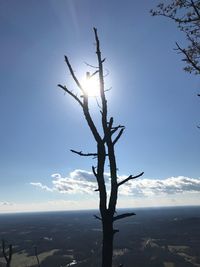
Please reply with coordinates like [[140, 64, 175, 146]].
[[0, 206, 199, 267]]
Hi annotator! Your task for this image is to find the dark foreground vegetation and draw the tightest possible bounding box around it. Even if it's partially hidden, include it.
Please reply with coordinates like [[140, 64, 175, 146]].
[[0, 206, 200, 267]]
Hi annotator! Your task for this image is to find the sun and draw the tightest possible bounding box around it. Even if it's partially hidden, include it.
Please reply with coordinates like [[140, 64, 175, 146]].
[[81, 73, 100, 97]]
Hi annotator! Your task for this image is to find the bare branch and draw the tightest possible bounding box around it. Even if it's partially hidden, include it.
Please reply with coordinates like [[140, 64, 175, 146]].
[[113, 127, 125, 145], [84, 61, 99, 69], [176, 42, 200, 73], [113, 212, 136, 221], [70, 149, 97, 157], [93, 27, 108, 132], [64, 55, 84, 93], [94, 188, 100, 191], [90, 70, 99, 78], [113, 229, 119, 234], [111, 125, 124, 135], [92, 165, 97, 177], [191, 0, 200, 19], [104, 87, 112, 92], [118, 172, 144, 187], [58, 84, 83, 107], [94, 214, 102, 221]]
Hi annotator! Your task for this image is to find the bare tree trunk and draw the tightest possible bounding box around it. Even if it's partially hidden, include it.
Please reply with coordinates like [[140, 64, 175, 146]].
[[102, 215, 114, 267]]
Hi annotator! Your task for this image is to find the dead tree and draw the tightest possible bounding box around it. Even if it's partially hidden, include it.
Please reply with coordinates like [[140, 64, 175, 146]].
[[58, 28, 143, 267], [1, 240, 12, 267]]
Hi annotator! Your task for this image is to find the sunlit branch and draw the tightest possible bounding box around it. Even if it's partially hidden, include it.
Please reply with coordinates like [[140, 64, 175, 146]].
[[117, 172, 144, 187], [64, 55, 84, 93]]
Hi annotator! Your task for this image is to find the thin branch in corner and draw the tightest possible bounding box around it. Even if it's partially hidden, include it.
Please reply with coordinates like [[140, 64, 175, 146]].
[[118, 172, 144, 187], [175, 42, 200, 73]]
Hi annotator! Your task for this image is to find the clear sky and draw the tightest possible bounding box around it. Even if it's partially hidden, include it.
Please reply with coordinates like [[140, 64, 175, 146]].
[[0, 0, 199, 213]]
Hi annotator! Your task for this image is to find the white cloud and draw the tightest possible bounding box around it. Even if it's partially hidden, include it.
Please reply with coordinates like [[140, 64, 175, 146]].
[[30, 182, 53, 192], [119, 176, 200, 197], [31, 170, 200, 198], [31, 169, 98, 194], [0, 201, 13, 206]]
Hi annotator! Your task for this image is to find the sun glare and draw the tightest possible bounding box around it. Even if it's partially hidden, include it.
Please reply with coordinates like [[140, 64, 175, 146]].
[[82, 74, 100, 97]]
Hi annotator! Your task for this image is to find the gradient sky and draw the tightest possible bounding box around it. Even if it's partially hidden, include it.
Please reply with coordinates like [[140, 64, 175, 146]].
[[0, 0, 200, 213]]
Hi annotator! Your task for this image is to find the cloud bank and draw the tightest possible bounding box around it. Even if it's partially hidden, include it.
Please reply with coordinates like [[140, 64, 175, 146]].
[[31, 170, 200, 197], [0, 201, 13, 206]]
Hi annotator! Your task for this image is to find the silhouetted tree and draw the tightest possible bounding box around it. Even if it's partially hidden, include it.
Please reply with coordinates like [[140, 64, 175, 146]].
[[151, 0, 200, 76], [1, 240, 12, 267], [58, 28, 144, 267]]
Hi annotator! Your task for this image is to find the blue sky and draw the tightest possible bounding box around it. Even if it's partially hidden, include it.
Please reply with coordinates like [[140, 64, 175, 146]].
[[0, 0, 199, 213]]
